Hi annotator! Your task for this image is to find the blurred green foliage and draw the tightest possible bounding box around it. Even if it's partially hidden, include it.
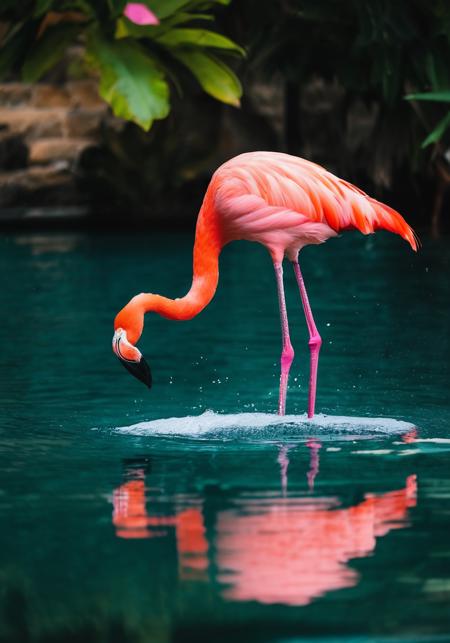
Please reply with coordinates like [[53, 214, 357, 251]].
[[1, 0, 450, 225], [406, 91, 450, 148], [228, 0, 450, 188], [0, 0, 243, 130]]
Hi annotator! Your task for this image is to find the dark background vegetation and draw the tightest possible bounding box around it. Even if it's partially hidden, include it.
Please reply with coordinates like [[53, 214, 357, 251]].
[[1, 0, 450, 233]]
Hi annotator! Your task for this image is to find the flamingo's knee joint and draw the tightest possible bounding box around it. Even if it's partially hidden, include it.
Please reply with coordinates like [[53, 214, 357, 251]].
[[308, 334, 322, 350], [281, 344, 295, 370]]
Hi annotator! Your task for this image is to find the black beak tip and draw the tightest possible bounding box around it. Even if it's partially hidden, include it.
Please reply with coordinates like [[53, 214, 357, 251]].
[[118, 355, 152, 389]]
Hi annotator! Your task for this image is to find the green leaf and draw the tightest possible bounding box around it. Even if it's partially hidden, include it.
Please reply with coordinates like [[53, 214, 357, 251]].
[[406, 91, 450, 103], [86, 32, 170, 130], [421, 111, 450, 148], [143, 0, 191, 20], [146, 0, 229, 20], [34, 0, 54, 17], [115, 12, 213, 39], [0, 24, 34, 80], [185, 0, 231, 6], [22, 23, 80, 82], [155, 11, 214, 33], [115, 17, 147, 39], [155, 28, 245, 55], [108, 0, 128, 17], [173, 49, 241, 106]]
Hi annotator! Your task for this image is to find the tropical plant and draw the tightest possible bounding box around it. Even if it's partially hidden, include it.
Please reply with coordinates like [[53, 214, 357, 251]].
[[405, 90, 450, 233], [406, 91, 450, 149], [0, 0, 243, 130]]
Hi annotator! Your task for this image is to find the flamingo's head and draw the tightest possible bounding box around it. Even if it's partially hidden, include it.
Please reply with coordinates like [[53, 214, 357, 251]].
[[112, 326, 152, 389]]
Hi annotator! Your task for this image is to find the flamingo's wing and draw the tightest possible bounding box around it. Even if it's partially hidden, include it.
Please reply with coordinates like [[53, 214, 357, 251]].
[[217, 153, 418, 251]]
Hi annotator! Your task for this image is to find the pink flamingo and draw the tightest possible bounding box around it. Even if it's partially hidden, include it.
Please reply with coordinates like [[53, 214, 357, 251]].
[[112, 152, 418, 417]]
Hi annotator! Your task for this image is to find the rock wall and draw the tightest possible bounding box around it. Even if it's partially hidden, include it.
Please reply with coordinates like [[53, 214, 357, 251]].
[[0, 78, 283, 218], [0, 76, 386, 222], [0, 80, 114, 211]]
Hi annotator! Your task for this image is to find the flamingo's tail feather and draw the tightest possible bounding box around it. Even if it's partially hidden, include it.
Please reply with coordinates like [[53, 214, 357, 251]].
[[332, 176, 418, 251], [366, 198, 419, 251]]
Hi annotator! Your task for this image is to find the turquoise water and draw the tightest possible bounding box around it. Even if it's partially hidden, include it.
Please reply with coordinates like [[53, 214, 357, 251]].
[[0, 229, 449, 642]]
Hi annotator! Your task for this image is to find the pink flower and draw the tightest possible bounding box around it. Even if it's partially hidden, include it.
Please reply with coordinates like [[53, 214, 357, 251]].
[[123, 3, 159, 25]]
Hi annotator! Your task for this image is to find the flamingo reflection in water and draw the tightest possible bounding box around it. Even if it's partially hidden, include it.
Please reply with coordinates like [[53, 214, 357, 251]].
[[112, 458, 209, 581], [216, 471, 416, 606], [112, 444, 417, 606]]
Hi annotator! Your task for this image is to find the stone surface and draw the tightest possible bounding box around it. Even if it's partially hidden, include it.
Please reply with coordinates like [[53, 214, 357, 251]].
[[0, 80, 109, 211], [66, 109, 106, 138], [0, 165, 74, 208], [0, 108, 66, 139], [248, 79, 284, 141], [66, 80, 104, 109], [32, 84, 71, 108], [0, 83, 33, 107], [29, 138, 94, 165], [0, 129, 28, 170]]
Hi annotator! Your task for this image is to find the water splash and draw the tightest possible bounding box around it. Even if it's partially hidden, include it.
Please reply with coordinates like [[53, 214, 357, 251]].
[[114, 410, 416, 442]]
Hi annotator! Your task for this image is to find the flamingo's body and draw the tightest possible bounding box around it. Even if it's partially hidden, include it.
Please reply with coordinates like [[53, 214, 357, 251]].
[[113, 152, 417, 417]]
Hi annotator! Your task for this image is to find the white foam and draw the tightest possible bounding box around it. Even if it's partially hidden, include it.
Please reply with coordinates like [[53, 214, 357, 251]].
[[411, 438, 450, 444], [114, 410, 415, 441], [352, 449, 394, 455]]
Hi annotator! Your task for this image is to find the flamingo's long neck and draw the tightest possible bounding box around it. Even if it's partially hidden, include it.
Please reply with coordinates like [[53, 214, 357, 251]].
[[145, 199, 222, 321], [116, 183, 222, 343]]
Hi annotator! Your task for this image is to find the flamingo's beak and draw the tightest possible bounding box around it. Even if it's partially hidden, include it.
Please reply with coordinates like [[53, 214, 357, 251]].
[[112, 329, 152, 389]]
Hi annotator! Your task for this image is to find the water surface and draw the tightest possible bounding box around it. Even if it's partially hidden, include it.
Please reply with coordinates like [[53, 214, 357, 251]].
[[0, 229, 449, 642]]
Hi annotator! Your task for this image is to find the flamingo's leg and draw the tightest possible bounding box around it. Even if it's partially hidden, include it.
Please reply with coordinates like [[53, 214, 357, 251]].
[[277, 444, 293, 497], [274, 262, 295, 415], [292, 260, 322, 418], [306, 439, 321, 491]]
